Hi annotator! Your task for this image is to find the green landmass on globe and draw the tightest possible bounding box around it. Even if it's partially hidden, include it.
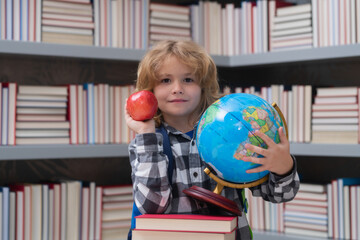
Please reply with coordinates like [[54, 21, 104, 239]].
[[196, 93, 285, 184]]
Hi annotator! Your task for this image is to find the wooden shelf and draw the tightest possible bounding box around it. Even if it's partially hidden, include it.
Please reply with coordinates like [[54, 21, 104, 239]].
[[290, 143, 360, 157], [2, 40, 360, 67], [0, 144, 129, 160], [253, 231, 325, 240], [0, 142, 358, 160]]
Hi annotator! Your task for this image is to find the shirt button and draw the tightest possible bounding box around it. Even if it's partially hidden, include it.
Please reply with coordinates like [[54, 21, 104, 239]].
[[191, 141, 195, 146], [193, 172, 198, 177], [159, 141, 162, 146]]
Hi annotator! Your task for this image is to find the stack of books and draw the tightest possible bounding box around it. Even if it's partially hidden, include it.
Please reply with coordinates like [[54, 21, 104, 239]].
[[284, 183, 329, 238], [41, 0, 94, 46], [15, 85, 70, 145], [330, 178, 360, 240], [132, 214, 237, 240], [0, 82, 17, 146], [311, 86, 359, 144], [245, 188, 284, 233], [149, 3, 191, 46], [101, 185, 133, 240], [270, 2, 313, 51]]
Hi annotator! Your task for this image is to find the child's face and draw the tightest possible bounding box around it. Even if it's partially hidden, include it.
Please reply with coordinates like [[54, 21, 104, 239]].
[[153, 56, 201, 124]]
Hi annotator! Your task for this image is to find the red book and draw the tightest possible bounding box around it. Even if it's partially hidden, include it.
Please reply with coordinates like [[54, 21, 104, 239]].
[[135, 214, 237, 234]]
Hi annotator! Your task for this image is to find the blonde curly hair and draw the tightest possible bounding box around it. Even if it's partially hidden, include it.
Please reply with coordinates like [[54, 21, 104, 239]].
[[135, 40, 221, 127]]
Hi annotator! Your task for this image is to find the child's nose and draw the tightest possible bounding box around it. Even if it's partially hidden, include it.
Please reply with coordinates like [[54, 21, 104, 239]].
[[172, 81, 184, 94]]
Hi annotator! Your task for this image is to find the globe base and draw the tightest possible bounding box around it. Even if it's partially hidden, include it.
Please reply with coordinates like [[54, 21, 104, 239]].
[[183, 185, 242, 216]]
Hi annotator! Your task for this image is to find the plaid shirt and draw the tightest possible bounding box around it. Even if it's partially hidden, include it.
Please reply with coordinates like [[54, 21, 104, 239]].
[[129, 123, 300, 239]]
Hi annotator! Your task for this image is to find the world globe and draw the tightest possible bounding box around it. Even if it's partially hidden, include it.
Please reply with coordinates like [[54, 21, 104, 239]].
[[196, 93, 286, 184]]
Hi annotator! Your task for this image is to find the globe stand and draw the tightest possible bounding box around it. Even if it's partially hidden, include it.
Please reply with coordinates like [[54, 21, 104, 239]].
[[183, 103, 288, 216]]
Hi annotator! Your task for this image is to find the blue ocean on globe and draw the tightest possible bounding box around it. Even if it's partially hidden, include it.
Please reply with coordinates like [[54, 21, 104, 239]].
[[196, 93, 285, 184]]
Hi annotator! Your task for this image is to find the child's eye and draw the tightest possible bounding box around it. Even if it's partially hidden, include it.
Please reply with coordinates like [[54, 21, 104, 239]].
[[161, 78, 171, 83], [184, 78, 194, 83]]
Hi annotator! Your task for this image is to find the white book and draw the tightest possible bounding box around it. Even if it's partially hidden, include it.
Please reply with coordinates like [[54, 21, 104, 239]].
[[357, 186, 360, 240], [53, 184, 61, 240], [42, 13, 93, 22], [69, 85, 78, 144], [93, 0, 100, 46], [1, 0, 6, 40], [350, 186, 357, 240], [0, 192, 2, 240], [42, 0, 92, 11], [327, 184, 333, 238], [150, 10, 189, 21], [312, 111, 358, 118], [81, 187, 90, 240], [60, 183, 66, 240], [344, 185, 350, 239], [35, 0, 42, 42], [299, 183, 327, 193], [274, 12, 311, 23], [316, 86, 358, 96], [312, 0, 318, 47], [271, 26, 312, 37], [18, 85, 68, 96], [2, 187, 10, 240], [2, 88, 8, 145], [273, 19, 312, 31], [13, 0, 20, 41], [304, 85, 312, 143], [314, 96, 357, 104], [15, 190, 24, 240], [66, 181, 82, 240], [284, 227, 328, 238], [31, 185, 42, 240], [150, 3, 190, 14], [312, 124, 358, 131], [150, 18, 191, 28], [8, 83, 17, 145], [312, 103, 358, 111], [48, 188, 54, 240], [276, 3, 312, 16], [94, 187, 103, 240], [312, 117, 358, 124], [16, 121, 70, 129], [88, 182, 96, 240], [42, 185, 49, 240]]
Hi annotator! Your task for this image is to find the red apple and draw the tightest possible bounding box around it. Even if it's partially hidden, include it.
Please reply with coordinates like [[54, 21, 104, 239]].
[[126, 90, 158, 121]]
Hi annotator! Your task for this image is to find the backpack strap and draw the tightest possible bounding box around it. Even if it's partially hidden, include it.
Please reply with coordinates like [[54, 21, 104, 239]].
[[237, 188, 252, 239], [128, 125, 174, 239]]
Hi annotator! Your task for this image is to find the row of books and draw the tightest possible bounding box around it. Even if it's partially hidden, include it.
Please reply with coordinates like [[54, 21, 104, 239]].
[[3, 0, 360, 55], [245, 179, 360, 240], [0, 0, 42, 42], [314, 0, 360, 48], [223, 85, 360, 144], [191, 1, 269, 56], [68, 83, 136, 145], [148, 2, 191, 46], [2, 83, 360, 145], [269, 2, 313, 51], [41, 0, 95, 46], [95, 0, 149, 49], [0, 83, 136, 146], [0, 182, 133, 240], [312, 86, 360, 144]]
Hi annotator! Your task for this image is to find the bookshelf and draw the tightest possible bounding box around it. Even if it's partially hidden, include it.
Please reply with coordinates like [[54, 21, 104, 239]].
[[3, 0, 360, 236], [1, 39, 360, 240], [0, 142, 359, 160], [0, 144, 129, 160], [3, 40, 360, 67]]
